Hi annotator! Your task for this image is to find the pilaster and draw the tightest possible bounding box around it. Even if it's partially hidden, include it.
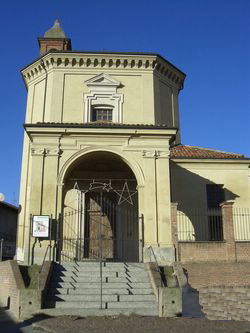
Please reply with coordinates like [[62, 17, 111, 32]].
[[142, 149, 175, 265], [29, 148, 46, 215], [155, 151, 172, 246], [41, 147, 62, 217], [143, 151, 158, 246], [220, 201, 236, 261]]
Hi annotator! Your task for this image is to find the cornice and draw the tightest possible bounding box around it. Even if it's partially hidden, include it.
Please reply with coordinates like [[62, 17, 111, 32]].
[[24, 123, 177, 137], [21, 52, 185, 90], [171, 158, 250, 164]]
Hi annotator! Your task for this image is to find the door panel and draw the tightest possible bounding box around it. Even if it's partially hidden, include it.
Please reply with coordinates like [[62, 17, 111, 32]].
[[61, 185, 139, 262], [84, 192, 116, 259], [62, 189, 82, 261]]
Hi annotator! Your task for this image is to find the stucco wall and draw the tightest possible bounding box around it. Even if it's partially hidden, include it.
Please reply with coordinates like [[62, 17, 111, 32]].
[[26, 71, 174, 126], [17, 126, 175, 264], [170, 160, 250, 209], [23, 53, 182, 129]]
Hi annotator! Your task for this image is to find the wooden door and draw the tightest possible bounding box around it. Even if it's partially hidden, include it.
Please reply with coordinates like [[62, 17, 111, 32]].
[[84, 192, 116, 259]]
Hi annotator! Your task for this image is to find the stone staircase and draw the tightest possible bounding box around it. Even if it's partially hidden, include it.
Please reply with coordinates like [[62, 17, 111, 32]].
[[43, 261, 158, 316]]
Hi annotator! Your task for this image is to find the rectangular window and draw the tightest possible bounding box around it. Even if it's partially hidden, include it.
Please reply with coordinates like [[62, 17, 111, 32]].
[[206, 184, 224, 241], [92, 108, 112, 122], [206, 184, 225, 209]]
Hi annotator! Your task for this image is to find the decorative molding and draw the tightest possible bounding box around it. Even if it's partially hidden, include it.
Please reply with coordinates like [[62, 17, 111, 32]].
[[142, 150, 170, 158], [158, 151, 170, 158], [31, 148, 46, 156], [84, 92, 123, 123], [85, 73, 121, 89], [46, 148, 63, 156], [31, 147, 62, 156], [84, 73, 123, 123], [22, 54, 185, 90], [57, 146, 145, 187]]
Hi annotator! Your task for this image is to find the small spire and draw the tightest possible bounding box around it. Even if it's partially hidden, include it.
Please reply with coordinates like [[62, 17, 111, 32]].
[[44, 19, 66, 38]]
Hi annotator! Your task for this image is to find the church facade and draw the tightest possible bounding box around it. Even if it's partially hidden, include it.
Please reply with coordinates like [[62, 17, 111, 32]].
[[16, 21, 250, 265]]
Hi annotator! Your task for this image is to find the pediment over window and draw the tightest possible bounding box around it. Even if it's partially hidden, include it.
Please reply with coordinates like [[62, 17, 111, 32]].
[[84, 73, 123, 123], [85, 73, 121, 88]]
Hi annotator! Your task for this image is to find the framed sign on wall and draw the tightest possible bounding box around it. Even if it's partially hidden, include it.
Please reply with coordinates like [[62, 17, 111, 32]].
[[32, 215, 50, 237]]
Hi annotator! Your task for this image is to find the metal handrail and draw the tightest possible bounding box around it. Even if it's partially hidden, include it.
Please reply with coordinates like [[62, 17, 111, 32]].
[[39, 244, 52, 274], [148, 246, 164, 287]]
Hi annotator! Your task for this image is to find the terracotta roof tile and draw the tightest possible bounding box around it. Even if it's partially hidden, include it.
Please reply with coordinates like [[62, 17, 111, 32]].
[[170, 145, 245, 159]]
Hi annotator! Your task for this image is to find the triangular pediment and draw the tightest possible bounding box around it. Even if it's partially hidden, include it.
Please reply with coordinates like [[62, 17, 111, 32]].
[[85, 73, 121, 87]]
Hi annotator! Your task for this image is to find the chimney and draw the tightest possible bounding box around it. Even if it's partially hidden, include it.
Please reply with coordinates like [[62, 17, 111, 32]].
[[38, 19, 72, 56]]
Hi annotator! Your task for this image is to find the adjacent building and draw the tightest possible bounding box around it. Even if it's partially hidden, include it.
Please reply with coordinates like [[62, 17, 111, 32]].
[[0, 201, 18, 259]]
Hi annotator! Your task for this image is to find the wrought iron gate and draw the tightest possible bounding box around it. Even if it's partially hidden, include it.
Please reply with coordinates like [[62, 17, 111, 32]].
[[58, 179, 142, 262]]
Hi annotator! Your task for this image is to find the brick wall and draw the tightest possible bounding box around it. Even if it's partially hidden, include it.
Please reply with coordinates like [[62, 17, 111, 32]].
[[0, 260, 24, 318], [199, 286, 250, 321], [235, 242, 250, 262], [182, 262, 250, 288], [181, 262, 250, 320], [178, 241, 250, 263], [173, 202, 250, 264], [178, 242, 232, 262]]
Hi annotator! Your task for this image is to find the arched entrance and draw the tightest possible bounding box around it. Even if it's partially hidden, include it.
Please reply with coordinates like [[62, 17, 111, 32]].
[[60, 151, 139, 262]]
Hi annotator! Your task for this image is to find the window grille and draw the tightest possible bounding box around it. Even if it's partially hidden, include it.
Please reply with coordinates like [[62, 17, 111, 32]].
[[92, 108, 112, 122]]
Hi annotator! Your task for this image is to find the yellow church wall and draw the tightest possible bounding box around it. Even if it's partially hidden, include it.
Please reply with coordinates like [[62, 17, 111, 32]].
[[30, 79, 45, 123], [21, 53, 184, 129], [16, 125, 176, 264], [171, 160, 250, 242], [171, 160, 250, 208]]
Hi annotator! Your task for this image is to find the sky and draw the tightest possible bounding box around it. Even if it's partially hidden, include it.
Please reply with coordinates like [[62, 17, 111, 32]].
[[0, 0, 249, 205]]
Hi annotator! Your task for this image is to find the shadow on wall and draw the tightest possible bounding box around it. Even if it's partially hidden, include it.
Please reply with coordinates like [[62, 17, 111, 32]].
[[182, 269, 205, 318], [170, 162, 239, 241], [0, 306, 52, 333]]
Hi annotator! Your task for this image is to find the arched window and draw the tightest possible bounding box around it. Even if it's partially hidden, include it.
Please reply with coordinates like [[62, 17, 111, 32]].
[[91, 106, 113, 122]]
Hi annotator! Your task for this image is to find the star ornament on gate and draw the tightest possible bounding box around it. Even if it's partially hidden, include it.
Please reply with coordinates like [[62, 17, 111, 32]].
[[115, 181, 137, 205], [89, 181, 113, 192]]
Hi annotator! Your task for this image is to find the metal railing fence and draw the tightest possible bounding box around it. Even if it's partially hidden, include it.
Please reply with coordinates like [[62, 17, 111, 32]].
[[177, 207, 250, 242], [233, 208, 250, 241], [177, 208, 223, 241]]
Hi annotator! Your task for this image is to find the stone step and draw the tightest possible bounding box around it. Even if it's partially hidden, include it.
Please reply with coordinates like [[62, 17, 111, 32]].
[[108, 301, 158, 309], [53, 267, 146, 274], [49, 282, 152, 289], [47, 294, 156, 302], [36, 307, 159, 317], [45, 261, 157, 317], [48, 287, 154, 295], [50, 276, 150, 283], [52, 270, 149, 278], [48, 301, 106, 309], [58, 262, 145, 268], [47, 300, 157, 309]]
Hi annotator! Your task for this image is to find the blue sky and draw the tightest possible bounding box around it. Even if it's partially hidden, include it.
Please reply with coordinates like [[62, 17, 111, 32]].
[[0, 0, 249, 204]]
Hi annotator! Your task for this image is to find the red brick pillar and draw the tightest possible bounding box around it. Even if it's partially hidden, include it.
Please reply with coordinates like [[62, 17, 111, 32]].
[[220, 201, 236, 261], [171, 202, 179, 261]]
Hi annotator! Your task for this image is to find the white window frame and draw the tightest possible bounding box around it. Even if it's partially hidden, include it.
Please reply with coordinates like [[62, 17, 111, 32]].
[[84, 73, 123, 123], [91, 105, 113, 122]]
